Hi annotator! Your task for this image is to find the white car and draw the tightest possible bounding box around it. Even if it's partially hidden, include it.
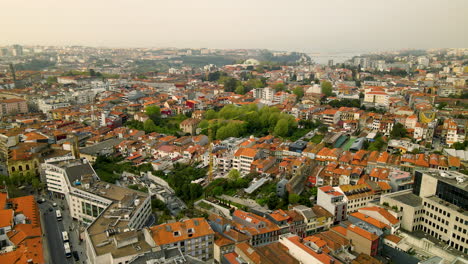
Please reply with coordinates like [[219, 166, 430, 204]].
[[52, 202, 57, 207]]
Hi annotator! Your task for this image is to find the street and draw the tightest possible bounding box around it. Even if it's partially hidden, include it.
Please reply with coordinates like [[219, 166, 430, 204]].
[[39, 201, 72, 264], [38, 197, 87, 264]]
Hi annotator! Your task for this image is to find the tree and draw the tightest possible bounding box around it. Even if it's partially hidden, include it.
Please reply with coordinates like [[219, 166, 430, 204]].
[[321, 81, 333, 96], [273, 83, 286, 92], [31, 178, 41, 192], [46, 76, 57, 84], [453, 141, 468, 150], [390, 123, 408, 139], [437, 102, 448, 110], [267, 193, 279, 210], [289, 193, 301, 205], [235, 85, 245, 95], [293, 86, 304, 100], [227, 169, 241, 182], [145, 106, 161, 122], [274, 119, 289, 137], [204, 109, 217, 120], [222, 77, 238, 92], [318, 126, 329, 134], [143, 119, 158, 132], [89, 69, 97, 77]]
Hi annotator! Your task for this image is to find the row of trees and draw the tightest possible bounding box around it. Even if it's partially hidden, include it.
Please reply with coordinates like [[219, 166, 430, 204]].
[[199, 104, 298, 139]]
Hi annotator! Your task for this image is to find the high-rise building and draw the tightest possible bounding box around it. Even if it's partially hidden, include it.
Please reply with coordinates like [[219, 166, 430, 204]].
[[12, 45, 23, 56]]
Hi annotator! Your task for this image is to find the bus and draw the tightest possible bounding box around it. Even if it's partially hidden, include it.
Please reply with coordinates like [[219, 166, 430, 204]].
[[55, 210, 62, 221], [62, 231, 69, 243], [64, 242, 72, 258]]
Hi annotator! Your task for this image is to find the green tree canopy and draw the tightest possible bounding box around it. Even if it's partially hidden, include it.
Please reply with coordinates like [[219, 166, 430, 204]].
[[273, 83, 286, 92], [228, 169, 241, 182], [145, 106, 161, 122], [293, 86, 304, 100], [274, 119, 289, 137], [321, 81, 333, 96], [390, 123, 408, 139]]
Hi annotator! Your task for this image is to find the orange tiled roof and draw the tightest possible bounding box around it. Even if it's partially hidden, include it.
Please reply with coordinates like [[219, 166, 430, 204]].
[[350, 212, 390, 229], [347, 224, 379, 241], [0, 209, 13, 228], [150, 218, 214, 246], [234, 147, 257, 158], [359, 206, 399, 225]]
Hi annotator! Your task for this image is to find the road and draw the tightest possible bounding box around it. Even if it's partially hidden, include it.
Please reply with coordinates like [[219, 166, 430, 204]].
[[39, 202, 74, 264]]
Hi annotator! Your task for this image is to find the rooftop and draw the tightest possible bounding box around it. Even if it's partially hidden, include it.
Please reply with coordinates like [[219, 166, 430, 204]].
[[150, 218, 214, 246], [384, 191, 422, 207]]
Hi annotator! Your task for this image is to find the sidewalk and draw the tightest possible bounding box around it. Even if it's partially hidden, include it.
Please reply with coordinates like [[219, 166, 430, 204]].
[[56, 197, 88, 263], [38, 203, 51, 264]]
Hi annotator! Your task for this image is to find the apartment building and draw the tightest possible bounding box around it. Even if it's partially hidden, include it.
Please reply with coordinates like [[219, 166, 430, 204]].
[[317, 186, 347, 223], [0, 98, 28, 116], [233, 147, 259, 175], [291, 205, 334, 236], [443, 118, 466, 146], [335, 184, 374, 213], [253, 87, 275, 102], [332, 225, 380, 256], [279, 234, 341, 264], [364, 91, 389, 107], [232, 210, 281, 247], [321, 109, 341, 126], [149, 218, 215, 261]]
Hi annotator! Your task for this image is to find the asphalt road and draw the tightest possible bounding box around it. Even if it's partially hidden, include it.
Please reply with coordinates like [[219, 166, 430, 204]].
[[39, 202, 73, 264]]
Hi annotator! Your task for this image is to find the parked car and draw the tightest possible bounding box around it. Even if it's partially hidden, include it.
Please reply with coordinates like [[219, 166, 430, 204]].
[[52, 202, 57, 207]]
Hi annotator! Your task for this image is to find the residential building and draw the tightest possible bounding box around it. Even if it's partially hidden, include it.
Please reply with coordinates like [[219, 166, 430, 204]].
[[331, 225, 379, 257], [317, 186, 347, 223], [149, 218, 215, 261], [0, 192, 44, 264], [279, 234, 342, 264], [0, 98, 28, 116], [232, 210, 280, 247], [233, 147, 259, 175], [180, 118, 201, 135], [335, 184, 374, 213]]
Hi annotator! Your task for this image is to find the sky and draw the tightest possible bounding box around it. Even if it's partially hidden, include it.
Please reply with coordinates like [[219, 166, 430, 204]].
[[1, 0, 467, 53]]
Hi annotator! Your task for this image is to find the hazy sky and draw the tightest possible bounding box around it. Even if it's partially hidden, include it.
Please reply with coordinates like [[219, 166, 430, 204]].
[[1, 0, 467, 52]]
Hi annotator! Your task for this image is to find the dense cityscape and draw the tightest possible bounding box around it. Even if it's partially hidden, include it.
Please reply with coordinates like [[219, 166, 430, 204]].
[[0, 44, 467, 264]]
